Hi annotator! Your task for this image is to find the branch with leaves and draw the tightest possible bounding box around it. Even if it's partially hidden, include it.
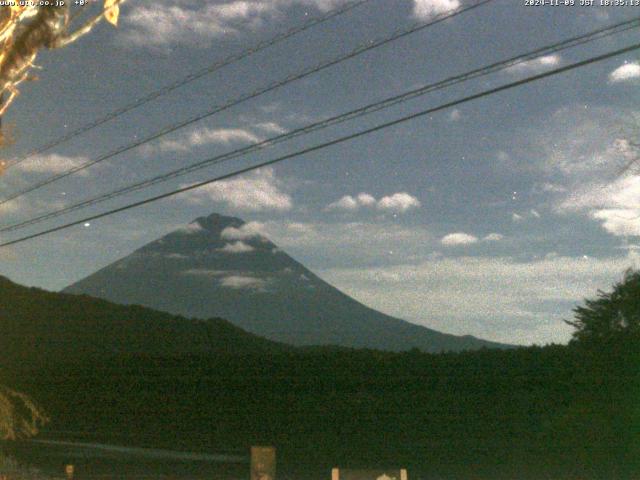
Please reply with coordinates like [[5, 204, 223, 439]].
[[0, 385, 49, 440], [0, 1, 123, 128], [566, 268, 640, 344]]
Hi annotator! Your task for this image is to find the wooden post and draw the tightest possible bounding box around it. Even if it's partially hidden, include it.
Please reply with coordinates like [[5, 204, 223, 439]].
[[250, 446, 276, 480], [64, 464, 74, 480]]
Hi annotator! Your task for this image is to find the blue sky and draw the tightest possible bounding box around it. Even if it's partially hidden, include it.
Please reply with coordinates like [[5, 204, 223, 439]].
[[0, 0, 639, 345]]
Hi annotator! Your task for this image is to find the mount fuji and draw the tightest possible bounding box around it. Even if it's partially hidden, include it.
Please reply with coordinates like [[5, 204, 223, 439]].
[[64, 213, 508, 352]]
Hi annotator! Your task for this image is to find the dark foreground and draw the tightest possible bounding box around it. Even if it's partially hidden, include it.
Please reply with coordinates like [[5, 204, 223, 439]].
[[3, 337, 639, 480], [5, 439, 248, 480]]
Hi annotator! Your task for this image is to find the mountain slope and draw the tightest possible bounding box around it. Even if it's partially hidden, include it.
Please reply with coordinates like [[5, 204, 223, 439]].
[[64, 213, 508, 352], [0, 275, 285, 364]]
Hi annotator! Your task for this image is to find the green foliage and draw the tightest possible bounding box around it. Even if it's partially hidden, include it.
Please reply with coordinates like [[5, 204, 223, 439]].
[[8, 340, 639, 480], [567, 268, 640, 343], [0, 385, 48, 440]]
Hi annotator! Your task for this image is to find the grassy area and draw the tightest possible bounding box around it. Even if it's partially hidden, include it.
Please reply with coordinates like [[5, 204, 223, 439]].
[[0, 452, 50, 480]]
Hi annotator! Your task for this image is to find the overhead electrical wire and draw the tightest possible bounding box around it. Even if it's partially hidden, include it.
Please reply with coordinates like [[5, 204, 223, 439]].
[[3, 0, 373, 170], [1, 40, 638, 248], [0, 17, 640, 232], [0, 0, 494, 206], [0, 16, 638, 235]]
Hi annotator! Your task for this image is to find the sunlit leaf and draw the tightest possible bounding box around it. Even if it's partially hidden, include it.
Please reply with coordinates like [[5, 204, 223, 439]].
[[104, 0, 120, 27]]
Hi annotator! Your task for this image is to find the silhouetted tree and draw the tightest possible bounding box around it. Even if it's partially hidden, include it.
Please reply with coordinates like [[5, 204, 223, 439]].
[[567, 269, 640, 343]]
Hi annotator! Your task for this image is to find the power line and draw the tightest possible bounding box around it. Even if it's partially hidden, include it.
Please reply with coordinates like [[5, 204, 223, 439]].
[[0, 17, 637, 234], [1, 41, 638, 248], [3, 0, 372, 170], [0, 0, 493, 206]]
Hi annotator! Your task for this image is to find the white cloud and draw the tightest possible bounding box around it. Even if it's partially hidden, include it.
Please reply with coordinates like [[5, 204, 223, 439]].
[[182, 269, 269, 291], [356, 192, 377, 207], [0, 194, 66, 219], [260, 220, 434, 265], [377, 193, 421, 212], [177, 222, 205, 234], [326, 195, 359, 211], [535, 108, 631, 179], [511, 210, 541, 223], [505, 55, 560, 75], [0, 197, 25, 215], [600, 175, 640, 210], [16, 154, 89, 175], [441, 232, 478, 246], [326, 192, 421, 213], [220, 274, 268, 290], [609, 62, 640, 83], [320, 254, 638, 345], [549, 129, 640, 236], [189, 128, 260, 146], [483, 233, 504, 242], [221, 221, 267, 240], [560, 175, 640, 236], [181, 268, 227, 277], [124, 2, 264, 46], [165, 253, 188, 259], [123, 0, 351, 47], [535, 182, 567, 194], [180, 168, 292, 211], [126, 0, 464, 45], [413, 0, 460, 19], [153, 127, 261, 154], [219, 241, 255, 253], [522, 106, 640, 237], [591, 209, 640, 237], [284, 222, 316, 235], [254, 122, 288, 134]]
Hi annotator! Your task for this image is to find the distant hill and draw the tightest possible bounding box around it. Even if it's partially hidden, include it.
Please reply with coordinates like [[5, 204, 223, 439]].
[[64, 212, 509, 352], [0, 275, 285, 364]]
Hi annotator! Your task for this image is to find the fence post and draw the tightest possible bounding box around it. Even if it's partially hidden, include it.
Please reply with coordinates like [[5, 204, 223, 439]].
[[250, 446, 276, 480]]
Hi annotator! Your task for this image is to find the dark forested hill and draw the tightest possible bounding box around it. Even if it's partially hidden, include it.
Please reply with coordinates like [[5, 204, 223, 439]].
[[64, 212, 508, 353], [0, 275, 285, 364]]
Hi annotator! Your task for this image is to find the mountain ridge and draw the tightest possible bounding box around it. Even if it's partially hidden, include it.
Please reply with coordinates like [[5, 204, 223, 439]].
[[64, 212, 510, 352], [0, 274, 287, 364]]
